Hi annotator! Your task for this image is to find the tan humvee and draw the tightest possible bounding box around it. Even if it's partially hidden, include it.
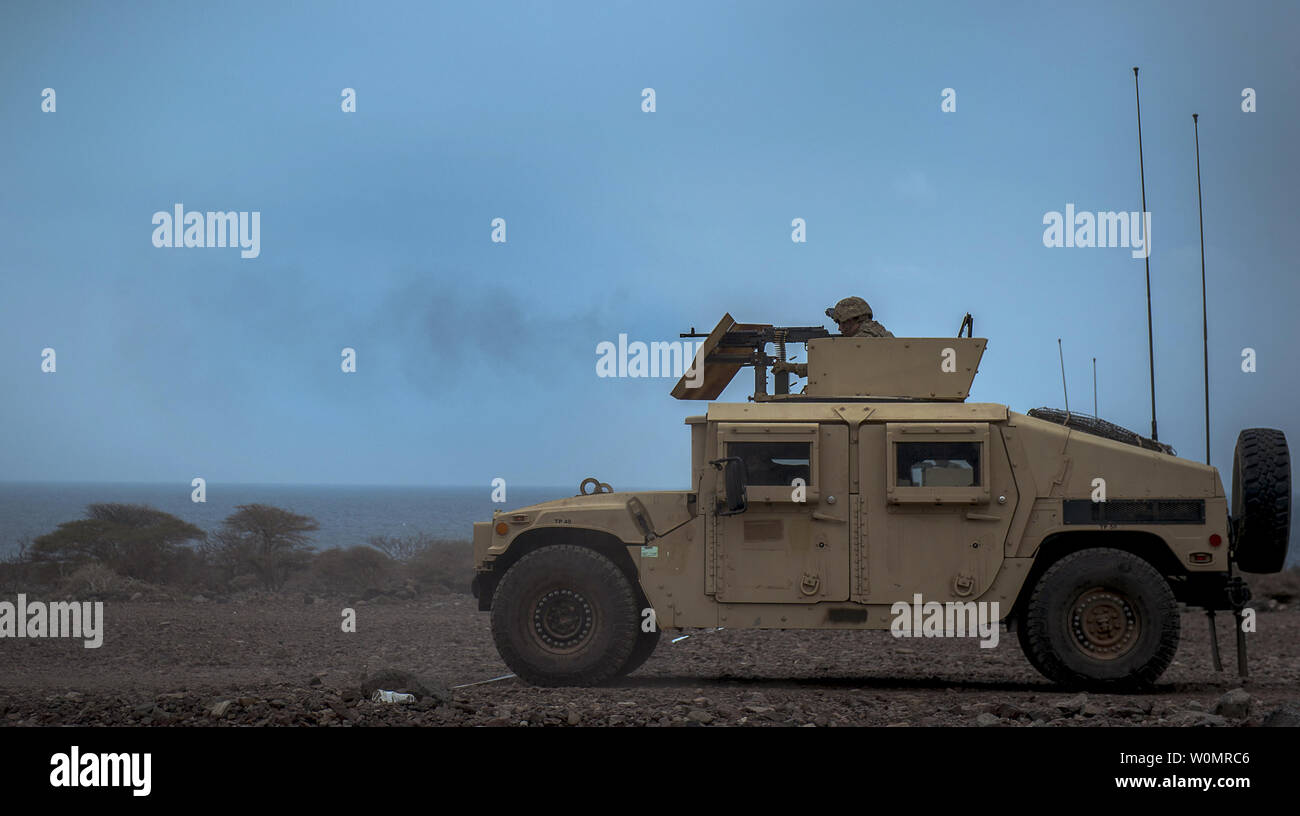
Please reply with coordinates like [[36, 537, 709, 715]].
[[472, 314, 1291, 690]]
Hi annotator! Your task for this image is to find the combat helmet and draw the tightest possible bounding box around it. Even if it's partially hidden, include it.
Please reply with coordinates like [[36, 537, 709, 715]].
[[825, 296, 873, 323]]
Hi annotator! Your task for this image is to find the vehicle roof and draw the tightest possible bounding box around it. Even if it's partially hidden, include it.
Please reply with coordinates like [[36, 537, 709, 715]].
[[695, 402, 1009, 423]]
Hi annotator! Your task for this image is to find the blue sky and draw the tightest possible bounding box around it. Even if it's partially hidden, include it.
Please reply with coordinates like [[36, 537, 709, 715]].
[[1, 0, 1297, 489]]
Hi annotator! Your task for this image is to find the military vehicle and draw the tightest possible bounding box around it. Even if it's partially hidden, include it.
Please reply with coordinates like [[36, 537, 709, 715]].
[[471, 314, 1291, 690]]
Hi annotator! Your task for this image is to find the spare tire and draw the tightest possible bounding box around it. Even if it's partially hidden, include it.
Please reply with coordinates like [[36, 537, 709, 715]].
[[1231, 428, 1291, 573]]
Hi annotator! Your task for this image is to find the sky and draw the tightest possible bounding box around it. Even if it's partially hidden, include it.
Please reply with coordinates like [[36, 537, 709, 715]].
[[1, 0, 1297, 490]]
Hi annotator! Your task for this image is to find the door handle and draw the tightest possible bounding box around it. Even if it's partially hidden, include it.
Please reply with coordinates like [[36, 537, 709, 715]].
[[965, 512, 1001, 521], [811, 512, 846, 523]]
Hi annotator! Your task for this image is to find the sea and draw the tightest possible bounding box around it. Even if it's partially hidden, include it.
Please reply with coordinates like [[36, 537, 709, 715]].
[[0, 482, 590, 556]]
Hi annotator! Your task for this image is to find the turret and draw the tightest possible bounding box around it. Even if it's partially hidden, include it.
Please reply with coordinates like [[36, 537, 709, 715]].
[[673, 313, 986, 402]]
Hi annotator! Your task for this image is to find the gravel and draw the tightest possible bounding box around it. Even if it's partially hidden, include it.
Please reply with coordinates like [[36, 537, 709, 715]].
[[1, 595, 1296, 726]]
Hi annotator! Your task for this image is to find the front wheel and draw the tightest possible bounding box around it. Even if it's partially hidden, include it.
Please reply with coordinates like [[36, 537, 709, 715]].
[[1021, 548, 1179, 691], [618, 626, 661, 677], [490, 545, 640, 686]]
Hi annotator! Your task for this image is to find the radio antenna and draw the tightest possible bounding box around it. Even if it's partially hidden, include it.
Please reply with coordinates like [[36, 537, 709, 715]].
[[1058, 338, 1070, 414], [1134, 66, 1158, 441], [1093, 357, 1098, 418], [1194, 113, 1210, 465]]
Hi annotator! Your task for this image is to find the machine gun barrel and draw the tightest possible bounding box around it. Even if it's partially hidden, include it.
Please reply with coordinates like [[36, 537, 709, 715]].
[[679, 325, 830, 347]]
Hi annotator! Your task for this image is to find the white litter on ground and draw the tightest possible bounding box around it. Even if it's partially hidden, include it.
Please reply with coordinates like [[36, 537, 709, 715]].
[[671, 627, 724, 644]]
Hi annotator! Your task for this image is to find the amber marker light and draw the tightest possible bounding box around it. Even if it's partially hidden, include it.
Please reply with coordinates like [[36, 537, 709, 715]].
[[495, 522, 510, 536]]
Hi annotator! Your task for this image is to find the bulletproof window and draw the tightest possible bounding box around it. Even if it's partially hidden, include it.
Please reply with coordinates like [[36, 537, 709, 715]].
[[894, 441, 981, 488], [727, 441, 812, 487]]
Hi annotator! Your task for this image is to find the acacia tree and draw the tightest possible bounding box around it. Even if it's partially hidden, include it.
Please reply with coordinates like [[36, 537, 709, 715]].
[[205, 504, 318, 590], [30, 503, 205, 583]]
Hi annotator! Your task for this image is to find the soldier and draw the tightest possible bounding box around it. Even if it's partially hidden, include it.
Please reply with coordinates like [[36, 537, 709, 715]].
[[825, 296, 893, 337], [773, 297, 894, 380]]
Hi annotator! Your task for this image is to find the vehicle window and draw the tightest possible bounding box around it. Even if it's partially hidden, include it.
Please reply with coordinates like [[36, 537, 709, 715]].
[[728, 441, 811, 486], [895, 441, 980, 487]]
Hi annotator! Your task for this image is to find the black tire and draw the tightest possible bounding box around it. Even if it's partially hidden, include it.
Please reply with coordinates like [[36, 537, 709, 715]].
[[1015, 611, 1051, 679], [1022, 548, 1179, 691], [1231, 428, 1291, 574], [619, 626, 661, 677], [490, 545, 640, 686]]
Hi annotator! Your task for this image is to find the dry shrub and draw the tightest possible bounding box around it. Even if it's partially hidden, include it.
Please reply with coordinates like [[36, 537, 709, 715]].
[[60, 563, 132, 600], [307, 546, 394, 596], [403, 539, 473, 595]]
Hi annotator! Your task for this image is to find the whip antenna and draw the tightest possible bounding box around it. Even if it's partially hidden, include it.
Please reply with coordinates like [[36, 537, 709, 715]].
[[1058, 338, 1070, 414], [1134, 66, 1158, 441], [1194, 113, 1210, 465], [1093, 357, 1098, 418]]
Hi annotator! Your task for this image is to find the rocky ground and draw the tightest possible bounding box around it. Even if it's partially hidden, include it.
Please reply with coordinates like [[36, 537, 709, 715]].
[[1, 593, 1297, 727]]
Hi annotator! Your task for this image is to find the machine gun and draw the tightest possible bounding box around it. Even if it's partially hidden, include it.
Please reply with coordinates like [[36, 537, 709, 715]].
[[679, 320, 830, 398]]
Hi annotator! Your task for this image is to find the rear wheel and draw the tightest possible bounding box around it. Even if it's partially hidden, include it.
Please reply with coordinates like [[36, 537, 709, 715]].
[[490, 545, 640, 686], [1022, 548, 1179, 691]]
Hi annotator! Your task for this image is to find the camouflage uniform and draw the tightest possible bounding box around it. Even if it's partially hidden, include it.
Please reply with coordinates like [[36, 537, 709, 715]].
[[826, 296, 893, 337], [849, 318, 894, 338]]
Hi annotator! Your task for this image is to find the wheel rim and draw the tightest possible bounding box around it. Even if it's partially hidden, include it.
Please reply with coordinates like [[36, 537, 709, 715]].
[[1069, 586, 1141, 660], [531, 588, 595, 653]]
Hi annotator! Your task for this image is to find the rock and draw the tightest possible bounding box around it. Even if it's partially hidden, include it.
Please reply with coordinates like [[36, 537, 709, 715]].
[[1213, 688, 1252, 719], [993, 702, 1028, 720], [974, 712, 1002, 727], [210, 700, 233, 718], [308, 675, 322, 686], [567, 710, 581, 726], [1081, 702, 1106, 717], [1261, 702, 1300, 727], [1055, 693, 1087, 715], [1185, 700, 1204, 711], [132, 702, 156, 716], [192, 595, 208, 603], [1167, 710, 1228, 727], [129, 592, 143, 601], [687, 709, 714, 724]]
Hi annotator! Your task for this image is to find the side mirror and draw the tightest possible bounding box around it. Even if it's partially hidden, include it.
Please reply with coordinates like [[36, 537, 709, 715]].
[[709, 456, 748, 516]]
